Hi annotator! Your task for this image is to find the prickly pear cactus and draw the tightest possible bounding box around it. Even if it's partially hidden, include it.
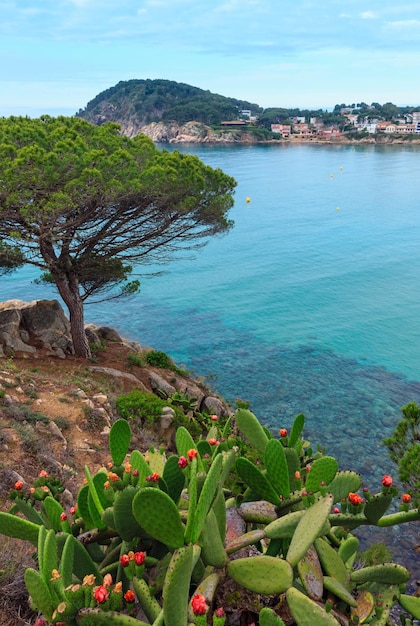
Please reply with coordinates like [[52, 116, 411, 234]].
[[305, 456, 338, 493], [235, 408, 269, 453], [227, 555, 293, 594], [286, 494, 333, 567], [132, 487, 185, 548], [264, 438, 290, 498], [163, 544, 194, 626], [259, 607, 286, 626], [109, 418, 131, 466]]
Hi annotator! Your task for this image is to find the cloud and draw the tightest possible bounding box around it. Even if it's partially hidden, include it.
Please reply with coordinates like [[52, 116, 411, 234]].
[[360, 11, 376, 19]]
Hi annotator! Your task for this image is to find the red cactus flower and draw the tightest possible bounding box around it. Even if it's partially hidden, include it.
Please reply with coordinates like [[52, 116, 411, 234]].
[[34, 618, 47, 626], [187, 449, 198, 461], [60, 512, 67, 521], [211, 414, 219, 421], [178, 456, 188, 469], [14, 480, 23, 490], [214, 607, 226, 617], [208, 438, 218, 446], [382, 475, 393, 487], [38, 470, 49, 478], [120, 554, 130, 568], [348, 492, 363, 506], [402, 493, 411, 503], [191, 593, 208, 615], [146, 472, 159, 483], [294, 471, 301, 480], [124, 589, 135, 603], [279, 428, 288, 437], [69, 505, 76, 515], [134, 551, 146, 565], [333, 507, 340, 513], [94, 585, 109, 603]]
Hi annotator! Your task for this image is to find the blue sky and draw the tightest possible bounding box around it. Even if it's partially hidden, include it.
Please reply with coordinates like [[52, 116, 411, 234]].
[[1, 0, 420, 117]]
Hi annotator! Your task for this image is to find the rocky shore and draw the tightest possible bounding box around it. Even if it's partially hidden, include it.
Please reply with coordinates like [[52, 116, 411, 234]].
[[129, 120, 420, 145]]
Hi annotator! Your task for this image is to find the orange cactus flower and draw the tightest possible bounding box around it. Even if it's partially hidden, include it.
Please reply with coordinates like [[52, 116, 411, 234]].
[[124, 589, 135, 603], [348, 492, 363, 506]]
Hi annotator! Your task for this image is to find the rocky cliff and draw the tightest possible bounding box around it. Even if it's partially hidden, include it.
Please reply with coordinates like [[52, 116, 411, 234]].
[[126, 120, 256, 143]]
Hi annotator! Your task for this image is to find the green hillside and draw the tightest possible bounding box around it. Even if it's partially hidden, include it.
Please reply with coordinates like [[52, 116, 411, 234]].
[[76, 78, 263, 127]]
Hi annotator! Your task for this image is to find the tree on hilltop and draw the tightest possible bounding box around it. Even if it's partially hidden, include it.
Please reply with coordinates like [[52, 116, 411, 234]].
[[0, 116, 236, 357]]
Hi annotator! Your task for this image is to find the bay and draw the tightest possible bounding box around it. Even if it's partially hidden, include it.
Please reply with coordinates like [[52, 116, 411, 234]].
[[2, 142, 420, 573]]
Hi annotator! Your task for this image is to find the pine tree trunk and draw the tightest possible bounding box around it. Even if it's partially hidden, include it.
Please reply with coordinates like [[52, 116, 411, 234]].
[[54, 272, 91, 358]]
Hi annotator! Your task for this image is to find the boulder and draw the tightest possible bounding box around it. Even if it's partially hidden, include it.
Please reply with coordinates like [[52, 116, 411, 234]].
[[0, 299, 73, 358]]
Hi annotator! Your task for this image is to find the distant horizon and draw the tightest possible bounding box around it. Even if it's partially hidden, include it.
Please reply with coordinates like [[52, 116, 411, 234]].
[[2, 78, 420, 120]]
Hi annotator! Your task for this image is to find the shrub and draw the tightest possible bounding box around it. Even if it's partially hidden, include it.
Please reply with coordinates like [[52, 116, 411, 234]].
[[116, 390, 171, 424]]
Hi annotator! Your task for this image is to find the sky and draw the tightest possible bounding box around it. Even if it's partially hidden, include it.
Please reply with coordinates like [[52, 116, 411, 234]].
[[1, 0, 420, 117]]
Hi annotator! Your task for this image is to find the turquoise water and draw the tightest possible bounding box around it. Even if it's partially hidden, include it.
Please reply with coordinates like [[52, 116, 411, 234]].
[[3, 143, 420, 483]]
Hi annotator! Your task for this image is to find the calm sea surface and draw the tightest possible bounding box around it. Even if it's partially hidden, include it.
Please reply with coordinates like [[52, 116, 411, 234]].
[[3, 142, 420, 570]]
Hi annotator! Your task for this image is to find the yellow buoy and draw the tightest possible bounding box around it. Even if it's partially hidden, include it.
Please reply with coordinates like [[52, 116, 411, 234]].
[[246, 197, 251, 203], [329, 174, 334, 178]]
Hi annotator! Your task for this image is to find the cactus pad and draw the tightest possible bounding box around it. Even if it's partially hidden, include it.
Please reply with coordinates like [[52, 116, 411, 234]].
[[236, 457, 281, 505], [297, 544, 323, 600], [264, 438, 290, 498], [314, 537, 350, 587], [265, 510, 306, 539], [133, 487, 185, 548], [288, 413, 305, 448], [227, 555, 293, 594], [399, 594, 420, 619], [351, 563, 410, 585], [286, 587, 341, 626], [305, 456, 338, 493], [24, 568, 55, 621], [113, 486, 143, 540], [328, 471, 362, 503], [286, 494, 333, 567], [364, 493, 392, 524], [235, 408, 268, 454], [259, 607, 286, 626], [109, 418, 131, 466], [323, 575, 357, 607], [190, 452, 223, 543], [163, 545, 194, 626], [0, 511, 40, 545]]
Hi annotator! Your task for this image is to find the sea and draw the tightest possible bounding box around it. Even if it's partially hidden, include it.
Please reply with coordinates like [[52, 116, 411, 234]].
[[2, 142, 420, 575]]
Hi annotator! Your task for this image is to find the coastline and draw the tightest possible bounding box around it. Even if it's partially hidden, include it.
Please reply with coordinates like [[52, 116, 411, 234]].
[[137, 120, 420, 146]]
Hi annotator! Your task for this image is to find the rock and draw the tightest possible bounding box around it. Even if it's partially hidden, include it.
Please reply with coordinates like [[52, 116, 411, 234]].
[[48, 421, 67, 445], [92, 393, 109, 406], [149, 372, 176, 397], [96, 326, 123, 342], [88, 366, 147, 388], [201, 396, 229, 417], [0, 299, 73, 358], [1, 428, 21, 444]]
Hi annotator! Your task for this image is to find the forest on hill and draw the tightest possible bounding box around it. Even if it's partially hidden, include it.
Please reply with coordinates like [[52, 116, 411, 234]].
[[76, 78, 263, 127], [76, 79, 420, 133]]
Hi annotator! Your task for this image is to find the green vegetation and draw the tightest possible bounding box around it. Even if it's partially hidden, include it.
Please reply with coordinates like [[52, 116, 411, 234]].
[[2, 407, 420, 625], [77, 78, 262, 126], [383, 401, 420, 504], [116, 390, 176, 424], [0, 116, 236, 358]]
